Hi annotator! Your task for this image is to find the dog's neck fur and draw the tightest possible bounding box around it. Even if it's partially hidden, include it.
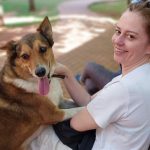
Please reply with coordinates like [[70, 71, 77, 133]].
[[13, 78, 38, 93], [2, 66, 38, 94]]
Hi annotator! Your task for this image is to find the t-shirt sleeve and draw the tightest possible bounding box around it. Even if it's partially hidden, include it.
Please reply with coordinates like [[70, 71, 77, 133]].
[[87, 82, 129, 128]]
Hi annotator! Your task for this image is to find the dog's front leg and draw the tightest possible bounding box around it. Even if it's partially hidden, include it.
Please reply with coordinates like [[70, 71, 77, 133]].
[[62, 107, 84, 120], [38, 98, 65, 124]]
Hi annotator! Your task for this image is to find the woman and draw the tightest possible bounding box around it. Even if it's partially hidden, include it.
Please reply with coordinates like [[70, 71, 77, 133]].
[[30, 0, 150, 149]]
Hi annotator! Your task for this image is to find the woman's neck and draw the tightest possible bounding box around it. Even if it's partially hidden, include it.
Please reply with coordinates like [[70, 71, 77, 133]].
[[122, 58, 150, 76]]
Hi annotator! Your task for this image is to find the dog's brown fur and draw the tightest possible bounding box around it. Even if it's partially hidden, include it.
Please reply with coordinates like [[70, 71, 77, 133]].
[[0, 17, 80, 150]]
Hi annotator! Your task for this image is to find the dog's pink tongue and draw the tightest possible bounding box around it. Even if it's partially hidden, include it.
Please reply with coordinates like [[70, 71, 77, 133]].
[[39, 77, 50, 95]]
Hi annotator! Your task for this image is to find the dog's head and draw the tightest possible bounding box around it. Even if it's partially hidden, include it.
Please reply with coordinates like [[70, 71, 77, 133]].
[[2, 16, 55, 79], [1, 17, 56, 95]]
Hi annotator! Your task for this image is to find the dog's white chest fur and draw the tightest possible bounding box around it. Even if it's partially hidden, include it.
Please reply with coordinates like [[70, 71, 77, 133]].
[[47, 79, 63, 105]]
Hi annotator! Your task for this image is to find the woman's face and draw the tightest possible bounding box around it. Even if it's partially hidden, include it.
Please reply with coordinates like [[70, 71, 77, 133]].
[[112, 10, 150, 69]]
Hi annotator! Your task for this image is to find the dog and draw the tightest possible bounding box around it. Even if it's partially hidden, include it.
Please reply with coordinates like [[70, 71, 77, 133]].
[[0, 16, 82, 150]]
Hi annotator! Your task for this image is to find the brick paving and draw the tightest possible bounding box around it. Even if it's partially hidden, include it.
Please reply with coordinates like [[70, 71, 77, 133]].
[[55, 0, 119, 74]]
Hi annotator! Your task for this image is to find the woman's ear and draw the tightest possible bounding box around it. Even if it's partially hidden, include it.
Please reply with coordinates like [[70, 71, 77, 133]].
[[145, 44, 150, 54]]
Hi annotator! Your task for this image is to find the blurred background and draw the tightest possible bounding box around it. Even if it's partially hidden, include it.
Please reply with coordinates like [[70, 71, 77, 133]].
[[0, 0, 130, 73]]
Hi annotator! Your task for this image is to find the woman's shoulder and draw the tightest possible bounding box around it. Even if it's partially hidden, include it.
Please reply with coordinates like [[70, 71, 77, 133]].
[[96, 77, 129, 102], [121, 63, 150, 89]]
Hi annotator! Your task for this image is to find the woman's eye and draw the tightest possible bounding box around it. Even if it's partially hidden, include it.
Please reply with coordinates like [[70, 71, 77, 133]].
[[39, 46, 47, 53], [127, 34, 135, 40], [21, 54, 30, 60], [115, 29, 121, 35]]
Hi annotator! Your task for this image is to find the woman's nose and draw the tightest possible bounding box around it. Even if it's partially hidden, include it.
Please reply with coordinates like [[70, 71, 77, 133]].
[[114, 35, 125, 46]]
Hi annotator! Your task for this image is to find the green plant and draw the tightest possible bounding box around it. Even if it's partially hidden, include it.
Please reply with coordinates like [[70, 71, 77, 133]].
[[1, 0, 65, 26], [89, 1, 127, 18], [2, 0, 64, 17]]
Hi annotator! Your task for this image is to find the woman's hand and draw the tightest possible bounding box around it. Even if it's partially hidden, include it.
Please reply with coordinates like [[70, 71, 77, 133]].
[[54, 63, 72, 78]]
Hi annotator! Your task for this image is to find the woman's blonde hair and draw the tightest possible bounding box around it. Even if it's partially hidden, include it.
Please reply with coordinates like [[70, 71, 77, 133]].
[[129, 0, 150, 39]]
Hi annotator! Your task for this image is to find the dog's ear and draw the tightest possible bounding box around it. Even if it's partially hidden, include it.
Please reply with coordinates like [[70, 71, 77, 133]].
[[0, 40, 17, 52], [37, 16, 54, 47]]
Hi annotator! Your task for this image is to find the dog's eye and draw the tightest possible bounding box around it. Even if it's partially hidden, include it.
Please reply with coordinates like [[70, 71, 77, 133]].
[[39, 46, 47, 53], [21, 54, 30, 60]]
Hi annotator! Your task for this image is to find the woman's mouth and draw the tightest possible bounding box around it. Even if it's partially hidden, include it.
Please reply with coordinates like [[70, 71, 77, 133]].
[[114, 47, 128, 55]]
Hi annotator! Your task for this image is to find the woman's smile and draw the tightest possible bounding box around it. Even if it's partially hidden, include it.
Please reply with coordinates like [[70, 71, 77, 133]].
[[114, 47, 128, 55]]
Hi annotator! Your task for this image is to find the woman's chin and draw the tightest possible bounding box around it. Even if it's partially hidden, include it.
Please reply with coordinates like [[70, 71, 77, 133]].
[[114, 55, 122, 64]]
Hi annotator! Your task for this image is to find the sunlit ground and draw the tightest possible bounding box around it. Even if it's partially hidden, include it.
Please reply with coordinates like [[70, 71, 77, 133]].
[[3, 16, 58, 25], [53, 15, 116, 54], [0, 14, 116, 59]]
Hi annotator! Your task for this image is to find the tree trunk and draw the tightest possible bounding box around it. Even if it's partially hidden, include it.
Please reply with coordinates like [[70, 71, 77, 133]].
[[29, 0, 36, 12], [127, 0, 131, 4], [0, 5, 4, 26]]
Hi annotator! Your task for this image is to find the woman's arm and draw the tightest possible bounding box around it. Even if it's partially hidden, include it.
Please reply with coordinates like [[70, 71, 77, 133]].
[[54, 63, 91, 106], [70, 107, 100, 131], [54, 63, 101, 131]]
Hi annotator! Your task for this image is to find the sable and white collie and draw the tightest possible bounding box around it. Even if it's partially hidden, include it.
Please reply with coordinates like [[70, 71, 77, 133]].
[[0, 16, 81, 150]]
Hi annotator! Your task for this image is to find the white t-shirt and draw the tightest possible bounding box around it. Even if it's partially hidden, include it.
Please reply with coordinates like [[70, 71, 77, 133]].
[[87, 63, 150, 150]]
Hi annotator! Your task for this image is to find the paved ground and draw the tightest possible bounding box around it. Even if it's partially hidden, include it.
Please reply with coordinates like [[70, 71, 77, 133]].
[[58, 0, 100, 16], [0, 0, 119, 75], [54, 0, 119, 74]]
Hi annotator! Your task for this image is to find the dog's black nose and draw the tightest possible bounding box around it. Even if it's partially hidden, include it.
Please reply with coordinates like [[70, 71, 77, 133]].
[[35, 67, 46, 77]]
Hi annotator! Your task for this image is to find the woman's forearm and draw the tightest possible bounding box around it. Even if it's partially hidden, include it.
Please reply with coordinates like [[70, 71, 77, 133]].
[[63, 72, 91, 106], [54, 63, 91, 106]]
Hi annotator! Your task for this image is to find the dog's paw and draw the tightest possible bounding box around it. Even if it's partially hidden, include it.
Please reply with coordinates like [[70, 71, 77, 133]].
[[59, 99, 79, 109], [62, 107, 83, 120]]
